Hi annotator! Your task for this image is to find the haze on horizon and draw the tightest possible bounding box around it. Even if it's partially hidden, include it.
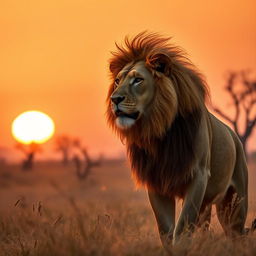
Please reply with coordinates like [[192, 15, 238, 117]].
[[0, 0, 255, 162]]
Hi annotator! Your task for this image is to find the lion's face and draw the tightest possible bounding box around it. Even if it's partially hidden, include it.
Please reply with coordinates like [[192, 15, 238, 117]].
[[107, 33, 206, 141], [110, 61, 155, 129]]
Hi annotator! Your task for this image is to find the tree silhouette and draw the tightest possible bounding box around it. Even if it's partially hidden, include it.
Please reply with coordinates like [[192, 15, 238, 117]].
[[16, 143, 42, 170], [55, 135, 102, 178], [55, 135, 76, 165], [213, 71, 256, 157], [72, 139, 102, 180]]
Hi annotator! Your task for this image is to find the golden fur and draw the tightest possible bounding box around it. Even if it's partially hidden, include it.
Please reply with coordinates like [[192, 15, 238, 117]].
[[107, 32, 208, 145], [106, 32, 248, 248], [106, 32, 209, 195]]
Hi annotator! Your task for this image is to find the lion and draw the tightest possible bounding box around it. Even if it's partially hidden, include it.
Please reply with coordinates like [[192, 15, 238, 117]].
[[106, 32, 248, 249]]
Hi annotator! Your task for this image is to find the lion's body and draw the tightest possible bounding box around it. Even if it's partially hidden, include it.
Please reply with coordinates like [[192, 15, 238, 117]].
[[205, 114, 247, 205], [130, 110, 247, 204], [106, 32, 248, 248]]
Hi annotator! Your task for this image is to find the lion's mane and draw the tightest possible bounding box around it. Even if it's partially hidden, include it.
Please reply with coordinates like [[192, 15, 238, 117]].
[[107, 32, 209, 196]]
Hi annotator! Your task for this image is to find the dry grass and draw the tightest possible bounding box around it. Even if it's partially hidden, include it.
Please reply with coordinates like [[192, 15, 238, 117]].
[[0, 160, 255, 256], [0, 202, 163, 256]]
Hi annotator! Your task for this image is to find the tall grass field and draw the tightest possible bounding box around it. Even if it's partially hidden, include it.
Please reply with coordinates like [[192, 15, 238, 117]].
[[0, 160, 255, 255]]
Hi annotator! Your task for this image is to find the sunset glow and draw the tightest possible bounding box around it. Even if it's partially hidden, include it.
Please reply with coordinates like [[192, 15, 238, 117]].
[[0, 0, 255, 161], [12, 111, 55, 144]]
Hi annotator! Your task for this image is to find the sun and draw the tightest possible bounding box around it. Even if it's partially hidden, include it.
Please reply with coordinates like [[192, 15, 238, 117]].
[[12, 111, 55, 144]]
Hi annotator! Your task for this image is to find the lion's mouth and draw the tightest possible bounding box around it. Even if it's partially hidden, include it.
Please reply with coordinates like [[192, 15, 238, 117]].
[[115, 109, 140, 120]]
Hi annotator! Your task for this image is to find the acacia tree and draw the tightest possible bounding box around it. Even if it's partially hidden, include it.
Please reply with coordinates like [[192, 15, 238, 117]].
[[73, 139, 102, 179], [16, 143, 42, 170], [213, 71, 256, 158], [55, 135, 76, 165]]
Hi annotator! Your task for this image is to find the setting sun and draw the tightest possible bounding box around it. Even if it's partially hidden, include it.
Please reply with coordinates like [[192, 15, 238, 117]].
[[12, 111, 55, 144]]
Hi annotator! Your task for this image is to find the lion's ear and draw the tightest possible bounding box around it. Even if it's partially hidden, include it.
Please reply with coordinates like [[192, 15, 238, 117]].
[[146, 53, 172, 75]]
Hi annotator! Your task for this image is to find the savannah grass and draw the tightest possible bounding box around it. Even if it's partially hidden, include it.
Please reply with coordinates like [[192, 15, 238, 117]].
[[0, 200, 255, 256]]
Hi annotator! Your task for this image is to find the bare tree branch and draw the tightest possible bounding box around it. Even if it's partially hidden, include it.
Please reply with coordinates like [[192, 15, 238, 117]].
[[243, 114, 256, 141], [73, 141, 101, 180], [225, 73, 240, 133], [214, 70, 256, 157]]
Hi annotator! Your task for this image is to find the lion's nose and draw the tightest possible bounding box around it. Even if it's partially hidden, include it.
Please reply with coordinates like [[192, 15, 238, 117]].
[[111, 95, 125, 105]]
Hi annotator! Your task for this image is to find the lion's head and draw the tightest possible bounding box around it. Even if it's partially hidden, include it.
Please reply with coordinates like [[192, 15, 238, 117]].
[[107, 32, 208, 148]]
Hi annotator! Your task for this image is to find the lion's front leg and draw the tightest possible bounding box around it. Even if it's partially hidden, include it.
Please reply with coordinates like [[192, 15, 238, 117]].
[[148, 191, 175, 251], [173, 169, 208, 244]]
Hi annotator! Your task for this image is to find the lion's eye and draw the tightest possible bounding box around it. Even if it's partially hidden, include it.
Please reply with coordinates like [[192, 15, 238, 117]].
[[114, 78, 120, 86], [133, 77, 144, 86]]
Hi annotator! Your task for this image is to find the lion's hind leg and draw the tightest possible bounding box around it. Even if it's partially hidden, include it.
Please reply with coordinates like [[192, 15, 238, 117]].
[[216, 185, 247, 236], [216, 139, 248, 236]]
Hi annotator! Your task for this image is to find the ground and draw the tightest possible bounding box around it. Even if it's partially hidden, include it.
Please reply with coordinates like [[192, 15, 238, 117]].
[[0, 159, 255, 256]]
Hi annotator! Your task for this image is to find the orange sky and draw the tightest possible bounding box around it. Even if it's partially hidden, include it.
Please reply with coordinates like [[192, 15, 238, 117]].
[[0, 0, 255, 161]]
